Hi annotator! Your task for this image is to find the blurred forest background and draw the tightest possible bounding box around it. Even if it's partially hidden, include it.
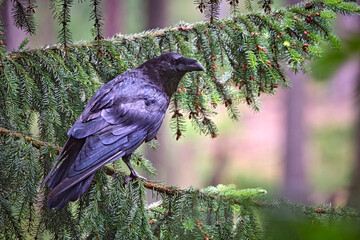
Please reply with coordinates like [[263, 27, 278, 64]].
[[1, 0, 359, 207]]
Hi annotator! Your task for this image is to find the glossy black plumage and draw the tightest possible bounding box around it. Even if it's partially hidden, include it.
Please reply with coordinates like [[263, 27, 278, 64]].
[[41, 52, 204, 210]]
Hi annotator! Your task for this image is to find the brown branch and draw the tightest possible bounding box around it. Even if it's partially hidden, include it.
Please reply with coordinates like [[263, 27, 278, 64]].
[[1, 126, 359, 217], [104, 164, 182, 195], [0, 126, 182, 196], [0, 127, 62, 152]]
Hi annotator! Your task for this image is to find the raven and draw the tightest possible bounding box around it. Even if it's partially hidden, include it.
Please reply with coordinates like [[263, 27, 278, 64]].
[[41, 52, 204, 210]]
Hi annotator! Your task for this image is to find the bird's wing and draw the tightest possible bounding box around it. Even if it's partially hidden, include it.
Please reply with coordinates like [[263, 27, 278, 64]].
[[43, 74, 127, 190], [63, 71, 168, 177], [45, 71, 169, 200]]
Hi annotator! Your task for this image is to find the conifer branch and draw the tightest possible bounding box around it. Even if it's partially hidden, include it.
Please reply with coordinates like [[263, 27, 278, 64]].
[[11, 0, 37, 35], [227, 0, 240, 15], [0, 126, 61, 151], [1, 127, 359, 240], [57, 0, 73, 48], [1, 126, 358, 217], [0, 126, 183, 196], [8, 24, 198, 60], [90, 0, 104, 46], [4, 0, 359, 139], [1, 1, 360, 238]]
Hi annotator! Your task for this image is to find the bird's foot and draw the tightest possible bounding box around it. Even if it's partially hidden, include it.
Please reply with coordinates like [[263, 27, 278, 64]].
[[124, 171, 147, 185]]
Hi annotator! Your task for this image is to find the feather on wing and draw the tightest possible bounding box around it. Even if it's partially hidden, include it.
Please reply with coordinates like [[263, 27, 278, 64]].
[[44, 70, 169, 209]]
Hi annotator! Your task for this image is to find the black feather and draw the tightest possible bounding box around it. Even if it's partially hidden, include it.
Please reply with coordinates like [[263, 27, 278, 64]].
[[41, 52, 204, 209]]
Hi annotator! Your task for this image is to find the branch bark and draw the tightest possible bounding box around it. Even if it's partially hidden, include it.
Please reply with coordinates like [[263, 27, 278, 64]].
[[1, 126, 359, 216], [0, 126, 183, 196]]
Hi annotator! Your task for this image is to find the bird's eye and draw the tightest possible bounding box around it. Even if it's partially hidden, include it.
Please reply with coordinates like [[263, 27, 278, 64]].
[[170, 58, 179, 65]]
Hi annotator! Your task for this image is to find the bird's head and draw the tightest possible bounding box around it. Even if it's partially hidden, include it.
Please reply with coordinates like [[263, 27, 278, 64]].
[[155, 52, 204, 73], [140, 52, 204, 97]]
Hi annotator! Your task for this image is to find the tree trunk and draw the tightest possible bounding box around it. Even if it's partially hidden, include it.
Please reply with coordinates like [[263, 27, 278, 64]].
[[282, 73, 309, 203], [145, 0, 168, 29], [347, 61, 360, 208], [282, 0, 309, 204], [104, 0, 124, 37]]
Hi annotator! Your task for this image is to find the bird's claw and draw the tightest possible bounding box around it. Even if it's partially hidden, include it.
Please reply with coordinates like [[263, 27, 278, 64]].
[[124, 172, 147, 185]]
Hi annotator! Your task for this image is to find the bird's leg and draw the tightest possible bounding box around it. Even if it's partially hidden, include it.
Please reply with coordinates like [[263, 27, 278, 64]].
[[122, 155, 147, 184]]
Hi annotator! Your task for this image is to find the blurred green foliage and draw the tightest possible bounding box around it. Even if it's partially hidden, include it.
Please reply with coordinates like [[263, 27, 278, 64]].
[[311, 125, 355, 194], [312, 34, 360, 80], [263, 208, 360, 239]]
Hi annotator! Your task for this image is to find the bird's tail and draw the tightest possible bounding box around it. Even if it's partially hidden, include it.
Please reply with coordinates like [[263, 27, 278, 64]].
[[42, 137, 92, 210], [47, 174, 95, 210], [42, 136, 124, 210], [46, 152, 121, 210]]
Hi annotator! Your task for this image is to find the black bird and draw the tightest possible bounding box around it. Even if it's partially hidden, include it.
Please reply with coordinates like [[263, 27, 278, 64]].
[[41, 52, 204, 210]]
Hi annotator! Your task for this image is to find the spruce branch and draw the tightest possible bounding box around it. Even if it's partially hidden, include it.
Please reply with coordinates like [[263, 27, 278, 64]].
[[4, 0, 359, 139], [227, 0, 240, 15], [1, 1, 360, 238], [0, 196, 25, 239], [57, 0, 73, 48], [207, 0, 221, 24], [0, 126, 61, 151], [7, 25, 198, 60], [7, 0, 358, 59], [11, 0, 37, 35], [0, 126, 356, 216], [1, 125, 359, 240], [0, 126, 182, 196], [0, 127, 262, 202], [89, 0, 104, 46], [260, 0, 273, 13]]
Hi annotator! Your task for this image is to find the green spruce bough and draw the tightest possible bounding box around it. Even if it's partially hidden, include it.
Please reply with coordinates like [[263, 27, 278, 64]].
[[0, 0, 359, 239]]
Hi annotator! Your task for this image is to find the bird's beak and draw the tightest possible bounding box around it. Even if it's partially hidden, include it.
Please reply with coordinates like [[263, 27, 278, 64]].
[[182, 57, 205, 72]]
